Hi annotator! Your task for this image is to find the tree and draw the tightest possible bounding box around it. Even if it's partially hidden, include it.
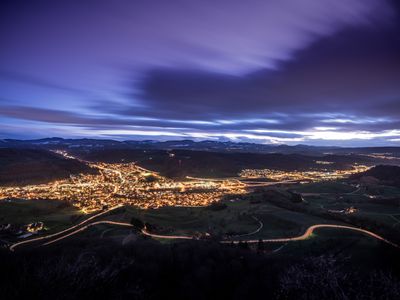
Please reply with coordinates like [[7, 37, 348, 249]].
[[130, 217, 144, 230], [257, 239, 264, 252], [239, 241, 249, 250]]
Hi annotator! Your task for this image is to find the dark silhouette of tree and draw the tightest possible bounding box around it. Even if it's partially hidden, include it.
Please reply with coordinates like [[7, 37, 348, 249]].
[[130, 217, 144, 230], [257, 239, 264, 252]]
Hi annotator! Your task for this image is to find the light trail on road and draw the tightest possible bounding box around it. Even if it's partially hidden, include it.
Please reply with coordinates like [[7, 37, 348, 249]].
[[42, 221, 133, 246], [139, 224, 400, 249], [9, 220, 400, 251], [138, 224, 400, 250], [222, 224, 400, 249], [141, 229, 193, 240], [9, 205, 122, 251]]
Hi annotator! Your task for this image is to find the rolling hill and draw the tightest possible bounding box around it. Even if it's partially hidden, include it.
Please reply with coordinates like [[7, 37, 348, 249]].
[[0, 148, 98, 186]]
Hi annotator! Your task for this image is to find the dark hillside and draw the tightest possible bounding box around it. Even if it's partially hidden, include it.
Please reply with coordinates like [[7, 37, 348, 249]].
[[76, 148, 366, 178], [0, 148, 98, 186], [351, 165, 400, 187], [1, 239, 399, 300]]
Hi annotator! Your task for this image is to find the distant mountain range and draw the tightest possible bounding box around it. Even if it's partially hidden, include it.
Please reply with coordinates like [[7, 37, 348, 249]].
[[1, 138, 400, 183], [2, 137, 400, 156]]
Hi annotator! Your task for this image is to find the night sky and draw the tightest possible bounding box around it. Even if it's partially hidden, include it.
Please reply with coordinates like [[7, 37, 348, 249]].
[[1, 0, 400, 146]]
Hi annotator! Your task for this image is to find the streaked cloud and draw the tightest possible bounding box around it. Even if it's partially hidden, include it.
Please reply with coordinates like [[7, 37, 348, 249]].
[[0, 0, 399, 145]]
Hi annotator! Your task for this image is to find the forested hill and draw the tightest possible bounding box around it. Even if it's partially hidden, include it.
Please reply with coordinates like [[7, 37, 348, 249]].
[[0, 148, 97, 186]]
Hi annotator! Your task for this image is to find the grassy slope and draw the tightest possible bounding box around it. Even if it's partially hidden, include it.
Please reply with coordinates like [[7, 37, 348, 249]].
[[291, 181, 356, 194], [0, 199, 84, 232]]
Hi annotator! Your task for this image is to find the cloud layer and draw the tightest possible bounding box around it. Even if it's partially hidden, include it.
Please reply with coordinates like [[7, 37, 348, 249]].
[[1, 0, 399, 145]]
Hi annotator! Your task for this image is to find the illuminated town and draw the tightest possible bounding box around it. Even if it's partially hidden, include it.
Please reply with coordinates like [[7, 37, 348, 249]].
[[0, 153, 246, 212], [239, 164, 370, 182], [0, 149, 372, 213]]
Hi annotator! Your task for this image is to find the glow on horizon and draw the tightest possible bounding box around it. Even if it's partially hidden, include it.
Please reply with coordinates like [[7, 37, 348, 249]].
[[248, 128, 400, 141], [321, 117, 391, 124], [2, 112, 400, 145], [64, 126, 400, 145]]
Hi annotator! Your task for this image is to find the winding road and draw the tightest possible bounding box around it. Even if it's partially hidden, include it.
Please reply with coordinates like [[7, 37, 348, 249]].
[[9, 205, 123, 251], [230, 216, 263, 238], [42, 220, 133, 246], [9, 211, 400, 251], [221, 224, 400, 249], [141, 229, 193, 240], [141, 223, 399, 249], [10, 221, 400, 251]]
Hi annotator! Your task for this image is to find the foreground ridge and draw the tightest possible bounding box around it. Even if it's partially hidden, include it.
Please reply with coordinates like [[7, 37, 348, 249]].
[[10, 219, 400, 251]]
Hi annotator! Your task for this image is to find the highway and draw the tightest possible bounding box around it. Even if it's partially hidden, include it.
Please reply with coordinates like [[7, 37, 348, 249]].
[[185, 175, 297, 188]]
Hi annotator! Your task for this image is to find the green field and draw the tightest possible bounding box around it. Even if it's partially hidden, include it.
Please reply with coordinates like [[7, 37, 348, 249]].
[[101, 193, 346, 240], [2, 179, 400, 251], [365, 184, 400, 196], [290, 181, 357, 194], [276, 226, 386, 259], [297, 180, 400, 231], [0, 199, 85, 232]]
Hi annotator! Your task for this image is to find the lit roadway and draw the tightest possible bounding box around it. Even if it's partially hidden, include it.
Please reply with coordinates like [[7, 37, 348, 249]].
[[9, 205, 123, 251], [186, 175, 297, 188], [9, 217, 400, 250], [142, 223, 400, 249], [141, 229, 193, 240], [221, 224, 400, 249], [6, 153, 398, 251], [42, 220, 133, 246]]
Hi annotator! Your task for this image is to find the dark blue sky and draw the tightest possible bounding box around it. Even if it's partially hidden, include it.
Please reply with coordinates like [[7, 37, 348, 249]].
[[1, 0, 400, 145]]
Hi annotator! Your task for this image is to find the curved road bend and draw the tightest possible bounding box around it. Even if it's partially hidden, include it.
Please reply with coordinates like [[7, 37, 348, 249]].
[[10, 222, 400, 250], [142, 224, 399, 249], [42, 221, 133, 246], [9, 205, 123, 251], [19, 221, 187, 249], [221, 224, 400, 249], [141, 229, 193, 240], [231, 216, 263, 238]]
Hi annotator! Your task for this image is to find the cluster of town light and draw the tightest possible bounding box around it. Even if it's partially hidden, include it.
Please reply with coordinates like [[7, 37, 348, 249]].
[[0, 160, 246, 212], [239, 164, 370, 182]]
